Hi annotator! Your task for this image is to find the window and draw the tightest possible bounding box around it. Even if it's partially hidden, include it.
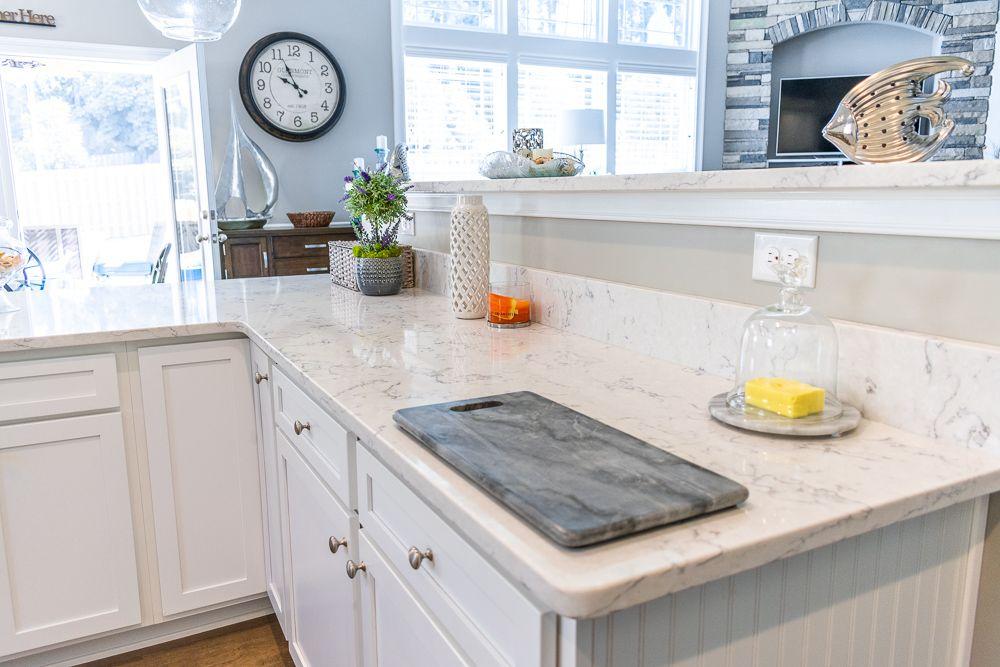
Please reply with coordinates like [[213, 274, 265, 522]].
[[518, 63, 607, 169], [404, 55, 507, 180], [403, 0, 500, 31], [619, 0, 693, 48], [397, 0, 703, 179], [518, 0, 603, 41], [616, 69, 697, 173]]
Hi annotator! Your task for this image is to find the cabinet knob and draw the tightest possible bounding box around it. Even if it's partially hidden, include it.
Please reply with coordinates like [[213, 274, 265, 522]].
[[407, 547, 434, 570], [293, 420, 311, 435], [254, 371, 268, 384], [329, 536, 348, 554], [346, 560, 366, 579]]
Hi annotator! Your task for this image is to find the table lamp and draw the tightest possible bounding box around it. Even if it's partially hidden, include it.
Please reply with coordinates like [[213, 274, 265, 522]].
[[554, 109, 606, 171]]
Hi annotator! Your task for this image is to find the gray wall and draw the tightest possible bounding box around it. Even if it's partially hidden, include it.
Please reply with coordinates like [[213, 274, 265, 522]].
[[700, 0, 730, 171], [767, 23, 938, 159], [0, 0, 394, 223], [406, 211, 1000, 347]]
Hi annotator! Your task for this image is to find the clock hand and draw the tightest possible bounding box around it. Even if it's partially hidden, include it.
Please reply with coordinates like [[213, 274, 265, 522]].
[[278, 54, 308, 97]]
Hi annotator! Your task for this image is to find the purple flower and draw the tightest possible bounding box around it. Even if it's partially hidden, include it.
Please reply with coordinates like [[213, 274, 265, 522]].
[[355, 186, 366, 195], [387, 193, 397, 202], [343, 175, 354, 183], [338, 193, 349, 203], [361, 171, 371, 183]]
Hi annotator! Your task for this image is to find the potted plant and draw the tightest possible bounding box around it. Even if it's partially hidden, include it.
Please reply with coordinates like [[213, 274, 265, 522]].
[[341, 165, 412, 296]]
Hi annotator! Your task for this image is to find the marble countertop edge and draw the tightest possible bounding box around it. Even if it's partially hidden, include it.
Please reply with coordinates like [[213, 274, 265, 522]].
[[410, 160, 1000, 195]]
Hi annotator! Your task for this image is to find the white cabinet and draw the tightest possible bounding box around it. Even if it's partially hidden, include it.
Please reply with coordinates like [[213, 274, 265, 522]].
[[138, 340, 264, 616], [0, 414, 141, 655], [251, 344, 288, 634], [356, 532, 467, 666], [277, 429, 358, 667]]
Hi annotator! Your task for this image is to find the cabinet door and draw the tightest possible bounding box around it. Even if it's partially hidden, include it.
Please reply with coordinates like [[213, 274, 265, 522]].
[[357, 532, 467, 667], [0, 414, 140, 656], [251, 344, 287, 635], [223, 237, 268, 279], [138, 340, 264, 616], [278, 431, 358, 667]]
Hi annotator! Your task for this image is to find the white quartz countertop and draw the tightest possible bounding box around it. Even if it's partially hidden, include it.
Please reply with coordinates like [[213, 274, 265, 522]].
[[410, 159, 1000, 194], [3, 277, 1000, 618]]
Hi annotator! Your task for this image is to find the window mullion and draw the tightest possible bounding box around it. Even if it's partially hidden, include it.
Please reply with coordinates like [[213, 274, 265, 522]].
[[607, 0, 620, 174]]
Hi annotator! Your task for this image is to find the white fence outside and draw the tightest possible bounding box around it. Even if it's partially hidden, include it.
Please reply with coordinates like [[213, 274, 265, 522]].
[[14, 162, 171, 286]]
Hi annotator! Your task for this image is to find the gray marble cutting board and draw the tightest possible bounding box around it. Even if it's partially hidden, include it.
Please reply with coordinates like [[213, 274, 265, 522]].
[[393, 391, 749, 548]]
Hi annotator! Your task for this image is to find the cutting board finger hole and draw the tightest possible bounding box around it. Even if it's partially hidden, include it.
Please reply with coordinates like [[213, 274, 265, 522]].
[[450, 400, 504, 412]]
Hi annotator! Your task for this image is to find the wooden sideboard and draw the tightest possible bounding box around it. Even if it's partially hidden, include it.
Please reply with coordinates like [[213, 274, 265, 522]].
[[221, 226, 355, 280]]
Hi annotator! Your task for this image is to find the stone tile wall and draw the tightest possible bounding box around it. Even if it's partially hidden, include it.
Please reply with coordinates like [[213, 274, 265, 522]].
[[724, 0, 998, 168]]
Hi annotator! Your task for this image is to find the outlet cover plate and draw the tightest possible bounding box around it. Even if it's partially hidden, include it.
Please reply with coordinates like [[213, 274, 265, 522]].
[[752, 232, 818, 287], [399, 215, 415, 236]]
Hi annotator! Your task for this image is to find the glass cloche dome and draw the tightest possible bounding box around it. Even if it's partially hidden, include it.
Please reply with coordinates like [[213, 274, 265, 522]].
[[725, 257, 844, 423]]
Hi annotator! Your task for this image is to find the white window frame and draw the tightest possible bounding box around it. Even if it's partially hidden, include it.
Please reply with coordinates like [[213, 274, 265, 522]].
[[391, 0, 708, 177]]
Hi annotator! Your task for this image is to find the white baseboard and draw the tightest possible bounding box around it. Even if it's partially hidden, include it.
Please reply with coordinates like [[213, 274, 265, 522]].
[[3, 596, 275, 667]]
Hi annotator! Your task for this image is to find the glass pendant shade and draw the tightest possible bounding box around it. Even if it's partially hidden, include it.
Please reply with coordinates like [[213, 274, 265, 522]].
[[726, 260, 843, 420], [137, 0, 242, 42]]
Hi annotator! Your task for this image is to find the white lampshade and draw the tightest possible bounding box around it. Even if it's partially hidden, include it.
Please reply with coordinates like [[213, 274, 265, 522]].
[[553, 108, 606, 145], [137, 0, 242, 42]]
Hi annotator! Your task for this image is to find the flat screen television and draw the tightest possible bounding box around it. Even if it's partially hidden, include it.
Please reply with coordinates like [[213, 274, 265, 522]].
[[776, 75, 868, 156]]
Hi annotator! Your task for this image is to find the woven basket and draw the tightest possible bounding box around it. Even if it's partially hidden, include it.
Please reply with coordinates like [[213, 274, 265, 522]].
[[287, 211, 335, 228], [329, 241, 415, 291]]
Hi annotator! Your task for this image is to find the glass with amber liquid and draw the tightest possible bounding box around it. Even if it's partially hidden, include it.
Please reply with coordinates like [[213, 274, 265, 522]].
[[487, 281, 531, 329]]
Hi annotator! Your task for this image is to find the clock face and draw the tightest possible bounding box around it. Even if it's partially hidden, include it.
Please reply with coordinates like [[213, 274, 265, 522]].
[[240, 33, 346, 142]]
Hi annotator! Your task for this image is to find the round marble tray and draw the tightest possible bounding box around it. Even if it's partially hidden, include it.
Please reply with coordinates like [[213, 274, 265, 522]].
[[708, 393, 861, 437]]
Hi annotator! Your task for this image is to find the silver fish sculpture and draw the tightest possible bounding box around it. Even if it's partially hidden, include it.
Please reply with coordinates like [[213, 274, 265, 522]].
[[822, 56, 974, 164]]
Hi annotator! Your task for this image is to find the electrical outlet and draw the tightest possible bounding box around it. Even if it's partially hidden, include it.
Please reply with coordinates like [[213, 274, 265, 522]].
[[399, 215, 415, 236], [752, 232, 818, 287]]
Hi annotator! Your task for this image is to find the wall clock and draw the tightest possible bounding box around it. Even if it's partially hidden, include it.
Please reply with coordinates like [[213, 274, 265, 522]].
[[239, 32, 347, 142]]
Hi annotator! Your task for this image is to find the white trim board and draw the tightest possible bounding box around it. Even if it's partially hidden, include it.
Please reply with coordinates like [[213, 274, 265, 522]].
[[408, 186, 1000, 239]]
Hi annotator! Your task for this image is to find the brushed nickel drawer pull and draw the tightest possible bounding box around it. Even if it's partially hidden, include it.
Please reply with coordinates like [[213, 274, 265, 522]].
[[293, 420, 311, 435], [408, 547, 434, 570], [329, 536, 348, 554], [346, 560, 366, 579], [305, 267, 328, 273], [254, 371, 268, 384], [303, 243, 326, 249]]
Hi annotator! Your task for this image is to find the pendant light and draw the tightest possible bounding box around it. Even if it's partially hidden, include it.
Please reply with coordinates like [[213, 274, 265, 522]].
[[137, 0, 242, 42]]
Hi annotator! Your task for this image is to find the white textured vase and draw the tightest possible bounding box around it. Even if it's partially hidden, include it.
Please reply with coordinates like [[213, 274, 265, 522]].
[[449, 195, 490, 319]]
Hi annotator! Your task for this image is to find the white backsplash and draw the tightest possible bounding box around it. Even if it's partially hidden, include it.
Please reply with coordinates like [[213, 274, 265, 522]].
[[413, 248, 999, 451]]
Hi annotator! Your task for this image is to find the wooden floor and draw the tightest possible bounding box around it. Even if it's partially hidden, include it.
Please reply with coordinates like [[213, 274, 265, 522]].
[[87, 615, 293, 667]]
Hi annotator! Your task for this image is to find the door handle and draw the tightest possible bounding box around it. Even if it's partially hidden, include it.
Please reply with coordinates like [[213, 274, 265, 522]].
[[195, 234, 210, 244]]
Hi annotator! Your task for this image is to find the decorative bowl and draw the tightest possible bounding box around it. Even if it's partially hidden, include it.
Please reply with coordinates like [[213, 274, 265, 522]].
[[288, 211, 335, 228], [479, 151, 584, 179]]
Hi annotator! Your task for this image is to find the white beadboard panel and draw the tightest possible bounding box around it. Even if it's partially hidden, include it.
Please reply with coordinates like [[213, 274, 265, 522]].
[[566, 499, 985, 667]]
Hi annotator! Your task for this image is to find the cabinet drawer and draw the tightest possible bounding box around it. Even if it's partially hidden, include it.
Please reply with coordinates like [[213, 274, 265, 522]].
[[272, 367, 354, 510], [357, 446, 549, 666], [0, 353, 119, 422], [272, 235, 334, 259], [272, 257, 330, 277]]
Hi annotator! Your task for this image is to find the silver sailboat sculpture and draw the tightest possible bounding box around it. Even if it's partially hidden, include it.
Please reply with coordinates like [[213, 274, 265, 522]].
[[215, 93, 279, 229]]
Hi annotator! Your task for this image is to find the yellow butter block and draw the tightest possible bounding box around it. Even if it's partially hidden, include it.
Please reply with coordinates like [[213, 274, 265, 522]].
[[745, 377, 825, 418]]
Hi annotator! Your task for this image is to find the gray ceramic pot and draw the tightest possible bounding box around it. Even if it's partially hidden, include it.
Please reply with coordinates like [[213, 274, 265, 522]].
[[356, 255, 403, 296]]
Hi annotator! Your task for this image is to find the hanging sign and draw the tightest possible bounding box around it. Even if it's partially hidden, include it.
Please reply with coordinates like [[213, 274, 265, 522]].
[[0, 9, 55, 27]]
